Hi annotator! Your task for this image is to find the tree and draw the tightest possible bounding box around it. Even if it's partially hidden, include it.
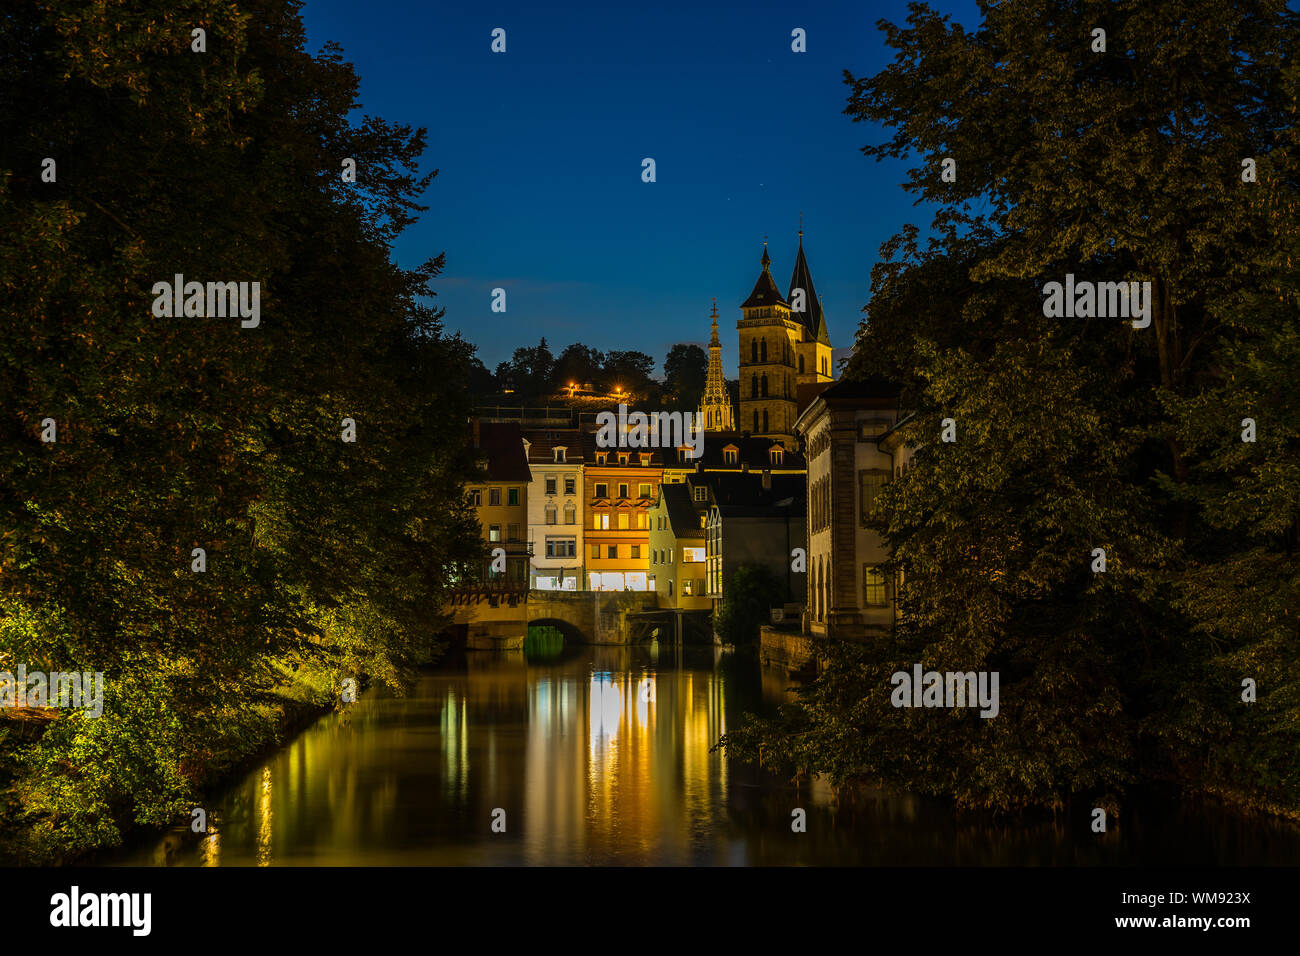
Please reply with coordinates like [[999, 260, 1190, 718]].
[[496, 338, 555, 400], [600, 349, 656, 396], [724, 0, 1300, 818], [713, 565, 783, 645], [554, 343, 605, 391], [663, 343, 708, 411], [466, 356, 497, 396], [0, 0, 481, 861]]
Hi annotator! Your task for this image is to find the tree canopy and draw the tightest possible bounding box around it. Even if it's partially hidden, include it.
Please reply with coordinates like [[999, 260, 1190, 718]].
[[724, 0, 1300, 818], [0, 0, 481, 861]]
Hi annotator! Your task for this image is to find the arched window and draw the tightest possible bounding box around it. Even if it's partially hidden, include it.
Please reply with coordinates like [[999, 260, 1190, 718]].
[[760, 339, 767, 362], [564, 504, 576, 524], [762, 409, 769, 432], [751, 340, 758, 362], [799, 354, 805, 373], [823, 559, 830, 620], [761, 374, 768, 397], [751, 374, 758, 398], [752, 411, 759, 432], [816, 557, 823, 621]]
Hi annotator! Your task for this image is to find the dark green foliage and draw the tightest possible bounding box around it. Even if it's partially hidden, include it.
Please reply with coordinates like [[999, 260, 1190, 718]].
[[723, 0, 1300, 817], [663, 343, 708, 411], [714, 564, 784, 645], [0, 0, 481, 861]]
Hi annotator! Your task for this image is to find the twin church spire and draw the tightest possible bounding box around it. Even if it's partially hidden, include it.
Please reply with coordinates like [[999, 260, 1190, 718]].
[[698, 230, 834, 441]]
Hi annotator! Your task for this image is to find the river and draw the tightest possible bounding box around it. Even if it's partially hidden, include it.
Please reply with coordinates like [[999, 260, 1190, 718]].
[[119, 643, 1300, 866]]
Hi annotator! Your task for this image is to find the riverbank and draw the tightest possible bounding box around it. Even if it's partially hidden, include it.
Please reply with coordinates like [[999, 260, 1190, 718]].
[[0, 690, 338, 866]]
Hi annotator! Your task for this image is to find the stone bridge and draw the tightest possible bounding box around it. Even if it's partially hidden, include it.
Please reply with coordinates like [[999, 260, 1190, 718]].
[[452, 589, 662, 650]]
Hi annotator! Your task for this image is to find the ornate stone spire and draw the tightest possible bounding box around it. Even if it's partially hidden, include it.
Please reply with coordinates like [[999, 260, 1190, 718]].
[[698, 298, 735, 432]]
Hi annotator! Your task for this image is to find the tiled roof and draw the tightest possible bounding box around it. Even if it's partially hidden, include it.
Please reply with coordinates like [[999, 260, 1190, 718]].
[[474, 421, 533, 482]]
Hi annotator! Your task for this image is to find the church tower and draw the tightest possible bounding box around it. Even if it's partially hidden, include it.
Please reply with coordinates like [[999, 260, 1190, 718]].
[[788, 230, 833, 384], [737, 240, 801, 447], [697, 298, 735, 432]]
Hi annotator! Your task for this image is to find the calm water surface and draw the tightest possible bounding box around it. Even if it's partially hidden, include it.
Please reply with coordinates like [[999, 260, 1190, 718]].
[[120, 644, 1300, 866]]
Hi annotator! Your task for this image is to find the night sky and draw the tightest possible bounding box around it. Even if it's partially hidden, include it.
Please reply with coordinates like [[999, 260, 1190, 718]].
[[299, 0, 979, 375]]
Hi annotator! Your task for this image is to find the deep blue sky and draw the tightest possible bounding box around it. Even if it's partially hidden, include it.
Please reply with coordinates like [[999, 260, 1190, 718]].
[[300, 0, 979, 376]]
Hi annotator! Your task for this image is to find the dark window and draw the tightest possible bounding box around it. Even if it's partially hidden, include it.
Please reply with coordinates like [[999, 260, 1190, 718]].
[[860, 470, 889, 524]]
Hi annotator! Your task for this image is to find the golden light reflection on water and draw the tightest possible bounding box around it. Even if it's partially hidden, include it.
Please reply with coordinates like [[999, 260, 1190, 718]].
[[256, 765, 272, 866], [122, 645, 1300, 866], [199, 827, 220, 867], [134, 647, 770, 865]]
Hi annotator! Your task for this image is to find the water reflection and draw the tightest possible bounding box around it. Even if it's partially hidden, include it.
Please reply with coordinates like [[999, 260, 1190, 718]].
[[120, 645, 1300, 867]]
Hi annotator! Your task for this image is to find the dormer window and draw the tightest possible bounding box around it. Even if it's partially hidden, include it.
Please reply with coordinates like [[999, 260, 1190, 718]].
[[769, 446, 784, 465], [639, 453, 652, 466], [553, 447, 566, 463], [597, 453, 607, 466], [723, 446, 738, 466], [618, 453, 628, 466]]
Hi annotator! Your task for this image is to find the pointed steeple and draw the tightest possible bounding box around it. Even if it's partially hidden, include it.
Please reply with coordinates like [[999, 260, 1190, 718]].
[[788, 229, 831, 345], [742, 239, 789, 310], [698, 298, 735, 432]]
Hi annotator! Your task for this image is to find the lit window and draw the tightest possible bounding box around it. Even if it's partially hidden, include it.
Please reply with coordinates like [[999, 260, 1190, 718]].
[[863, 566, 888, 607]]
